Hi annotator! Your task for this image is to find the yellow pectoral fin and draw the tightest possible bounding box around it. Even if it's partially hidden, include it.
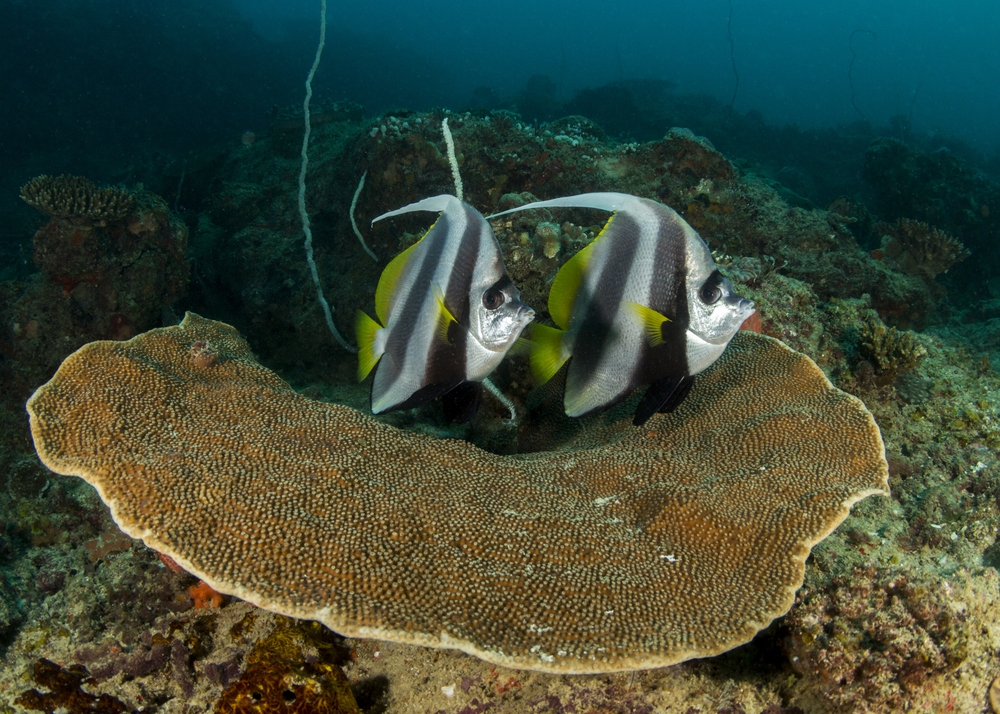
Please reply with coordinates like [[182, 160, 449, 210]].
[[432, 283, 458, 344], [355, 310, 384, 381], [529, 323, 570, 385], [624, 301, 671, 347], [507, 336, 534, 358]]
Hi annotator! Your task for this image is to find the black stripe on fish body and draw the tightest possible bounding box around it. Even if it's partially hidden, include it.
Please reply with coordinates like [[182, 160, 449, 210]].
[[375, 324, 469, 413], [423, 206, 489, 389], [635, 214, 691, 388], [374, 211, 452, 406], [565, 212, 643, 412], [645, 209, 690, 321], [424, 314, 470, 392], [443, 204, 484, 327]]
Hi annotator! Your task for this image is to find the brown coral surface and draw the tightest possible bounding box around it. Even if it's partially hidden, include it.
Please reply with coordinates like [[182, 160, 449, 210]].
[[27, 313, 888, 675]]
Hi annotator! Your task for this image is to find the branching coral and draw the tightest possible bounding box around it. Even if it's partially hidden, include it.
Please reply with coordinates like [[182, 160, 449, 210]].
[[877, 218, 970, 281], [858, 311, 927, 385], [20, 175, 134, 224]]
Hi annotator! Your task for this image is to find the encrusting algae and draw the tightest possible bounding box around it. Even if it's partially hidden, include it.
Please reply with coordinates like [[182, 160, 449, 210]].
[[26, 312, 888, 674], [215, 619, 359, 714]]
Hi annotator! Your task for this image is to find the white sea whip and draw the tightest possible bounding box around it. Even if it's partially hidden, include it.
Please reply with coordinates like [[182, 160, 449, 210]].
[[442, 117, 464, 202], [350, 171, 377, 261], [299, 0, 355, 352]]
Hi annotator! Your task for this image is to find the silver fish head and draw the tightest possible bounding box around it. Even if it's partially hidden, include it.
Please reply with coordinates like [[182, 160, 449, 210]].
[[688, 269, 755, 345], [474, 278, 535, 351]]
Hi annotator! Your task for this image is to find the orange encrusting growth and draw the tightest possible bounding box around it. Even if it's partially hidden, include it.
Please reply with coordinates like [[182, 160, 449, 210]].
[[26, 313, 888, 674], [740, 310, 763, 334], [188, 580, 225, 609]]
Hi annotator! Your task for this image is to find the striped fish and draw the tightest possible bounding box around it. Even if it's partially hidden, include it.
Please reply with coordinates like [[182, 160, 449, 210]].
[[490, 192, 754, 426], [356, 195, 534, 421]]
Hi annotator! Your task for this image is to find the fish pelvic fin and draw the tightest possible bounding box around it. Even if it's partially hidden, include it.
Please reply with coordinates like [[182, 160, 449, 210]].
[[624, 301, 671, 347], [529, 323, 570, 385], [355, 310, 384, 381], [432, 283, 459, 345]]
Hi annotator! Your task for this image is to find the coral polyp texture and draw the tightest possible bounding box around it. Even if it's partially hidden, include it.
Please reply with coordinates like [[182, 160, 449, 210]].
[[19, 174, 135, 224], [27, 313, 888, 674]]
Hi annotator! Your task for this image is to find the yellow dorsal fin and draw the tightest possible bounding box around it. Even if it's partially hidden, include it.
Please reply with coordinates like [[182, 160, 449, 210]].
[[432, 283, 458, 344], [624, 301, 671, 347], [547, 212, 615, 329], [375, 221, 437, 324], [529, 323, 570, 385], [355, 310, 383, 381]]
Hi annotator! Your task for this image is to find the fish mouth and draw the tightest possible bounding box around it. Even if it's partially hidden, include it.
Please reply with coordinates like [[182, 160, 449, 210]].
[[474, 303, 536, 352]]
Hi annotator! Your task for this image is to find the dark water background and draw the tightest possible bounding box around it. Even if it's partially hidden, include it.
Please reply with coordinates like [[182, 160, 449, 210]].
[[1, 0, 998, 241]]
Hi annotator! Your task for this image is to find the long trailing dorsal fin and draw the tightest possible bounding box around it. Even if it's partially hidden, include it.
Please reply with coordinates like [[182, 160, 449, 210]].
[[488, 192, 636, 330], [372, 194, 462, 223], [487, 192, 633, 220], [372, 194, 465, 324]]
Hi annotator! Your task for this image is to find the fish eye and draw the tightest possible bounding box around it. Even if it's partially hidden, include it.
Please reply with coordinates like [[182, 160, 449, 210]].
[[482, 288, 505, 310], [699, 283, 722, 304]]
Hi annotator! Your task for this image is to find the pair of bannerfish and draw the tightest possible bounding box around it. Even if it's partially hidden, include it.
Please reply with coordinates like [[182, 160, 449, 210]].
[[355, 192, 756, 426]]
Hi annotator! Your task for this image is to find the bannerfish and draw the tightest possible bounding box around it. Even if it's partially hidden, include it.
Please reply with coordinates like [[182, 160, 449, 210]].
[[489, 192, 755, 426], [356, 194, 534, 422]]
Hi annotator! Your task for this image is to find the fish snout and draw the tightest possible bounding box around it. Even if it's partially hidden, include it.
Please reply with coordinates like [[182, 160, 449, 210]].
[[508, 297, 535, 325]]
